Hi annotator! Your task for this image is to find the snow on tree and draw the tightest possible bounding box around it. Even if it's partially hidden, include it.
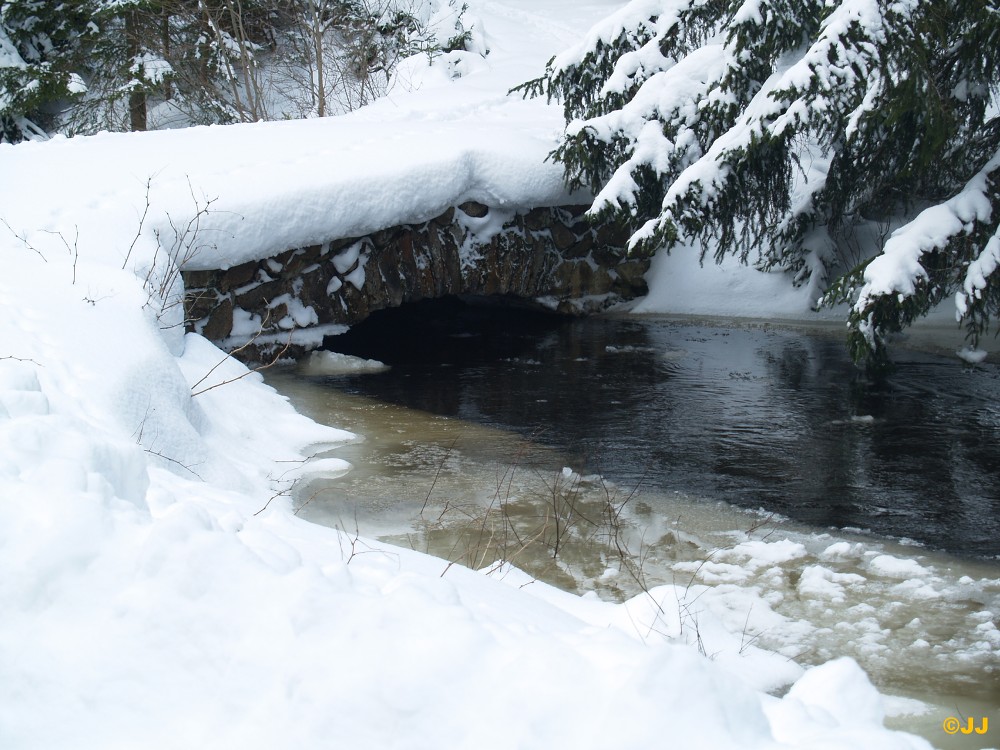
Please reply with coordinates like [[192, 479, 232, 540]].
[[70, 0, 276, 132], [519, 0, 1000, 367], [0, 0, 92, 142], [0, 1, 446, 134], [271, 0, 442, 117]]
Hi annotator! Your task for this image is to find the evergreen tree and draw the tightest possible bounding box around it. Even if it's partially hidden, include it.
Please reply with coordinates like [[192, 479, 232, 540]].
[[0, 1, 434, 134], [0, 0, 93, 142], [520, 0, 1000, 367], [71, 0, 273, 133]]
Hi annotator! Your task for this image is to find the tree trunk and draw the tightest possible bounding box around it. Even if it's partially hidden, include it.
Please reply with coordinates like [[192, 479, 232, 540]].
[[311, 0, 326, 116], [126, 9, 147, 131], [161, 7, 172, 100]]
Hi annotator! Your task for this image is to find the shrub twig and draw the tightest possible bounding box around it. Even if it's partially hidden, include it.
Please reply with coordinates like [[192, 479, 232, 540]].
[[190, 311, 292, 396]]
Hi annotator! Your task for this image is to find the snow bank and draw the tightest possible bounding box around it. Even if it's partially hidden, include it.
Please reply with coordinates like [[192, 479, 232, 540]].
[[0, 256, 932, 747], [0, 0, 935, 747], [0, 101, 574, 274], [0, 0, 589, 277], [631, 240, 834, 319]]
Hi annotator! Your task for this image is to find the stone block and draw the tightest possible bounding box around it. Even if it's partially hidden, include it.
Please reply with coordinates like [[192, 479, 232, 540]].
[[592, 242, 627, 267], [549, 222, 577, 250], [564, 232, 594, 259], [202, 298, 233, 341], [595, 220, 629, 249], [432, 207, 455, 225], [613, 259, 651, 295], [457, 200, 489, 218], [235, 278, 285, 311], [280, 245, 324, 277], [524, 207, 551, 231], [182, 269, 217, 289], [185, 288, 223, 323], [219, 260, 258, 292], [328, 236, 359, 254]]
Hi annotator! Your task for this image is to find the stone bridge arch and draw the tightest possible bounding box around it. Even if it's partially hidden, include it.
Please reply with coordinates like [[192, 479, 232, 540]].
[[183, 201, 649, 362]]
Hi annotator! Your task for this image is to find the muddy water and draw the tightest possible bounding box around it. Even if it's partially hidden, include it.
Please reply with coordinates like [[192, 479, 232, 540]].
[[263, 302, 1000, 748]]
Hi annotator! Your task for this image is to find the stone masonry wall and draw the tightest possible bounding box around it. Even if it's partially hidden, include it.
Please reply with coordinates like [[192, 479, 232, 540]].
[[182, 202, 649, 363]]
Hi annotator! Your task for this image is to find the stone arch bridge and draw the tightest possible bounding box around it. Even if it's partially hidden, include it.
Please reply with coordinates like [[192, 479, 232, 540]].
[[182, 201, 649, 362]]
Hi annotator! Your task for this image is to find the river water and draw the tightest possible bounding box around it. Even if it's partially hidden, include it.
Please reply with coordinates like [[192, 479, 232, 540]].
[[264, 298, 1000, 748]]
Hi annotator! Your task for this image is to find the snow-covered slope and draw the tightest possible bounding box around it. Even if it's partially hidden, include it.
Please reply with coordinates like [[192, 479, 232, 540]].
[[0, 1, 619, 274], [0, 99, 576, 272], [0, 1, 932, 747]]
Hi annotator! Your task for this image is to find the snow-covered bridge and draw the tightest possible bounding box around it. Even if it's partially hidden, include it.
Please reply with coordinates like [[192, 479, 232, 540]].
[[182, 199, 647, 362], [0, 78, 647, 363]]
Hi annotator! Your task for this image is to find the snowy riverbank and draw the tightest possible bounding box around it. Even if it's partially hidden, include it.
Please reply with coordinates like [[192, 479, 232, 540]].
[[0, 0, 980, 747], [0, 298, 937, 749]]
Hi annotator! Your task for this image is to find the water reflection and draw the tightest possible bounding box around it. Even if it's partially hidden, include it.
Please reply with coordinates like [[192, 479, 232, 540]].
[[264, 304, 1000, 748], [319, 300, 1000, 557], [263, 357, 1000, 746]]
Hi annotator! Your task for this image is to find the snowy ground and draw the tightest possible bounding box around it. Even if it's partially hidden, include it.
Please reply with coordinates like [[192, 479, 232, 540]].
[[0, 0, 982, 748]]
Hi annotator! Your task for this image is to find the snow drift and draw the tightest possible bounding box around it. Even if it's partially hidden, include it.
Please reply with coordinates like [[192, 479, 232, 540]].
[[0, 0, 934, 747]]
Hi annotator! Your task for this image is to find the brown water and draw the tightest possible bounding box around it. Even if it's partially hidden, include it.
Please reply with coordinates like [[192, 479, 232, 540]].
[[264, 301, 1000, 748]]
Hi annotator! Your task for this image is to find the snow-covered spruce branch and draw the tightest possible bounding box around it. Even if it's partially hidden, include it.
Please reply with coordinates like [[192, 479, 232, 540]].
[[837, 152, 1000, 364], [518, 0, 1000, 366]]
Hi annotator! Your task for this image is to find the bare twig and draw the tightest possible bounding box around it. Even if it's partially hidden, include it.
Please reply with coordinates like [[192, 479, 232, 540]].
[[420, 435, 460, 517], [738, 605, 766, 655], [141, 178, 239, 330], [143, 447, 204, 479], [41, 227, 80, 284], [293, 483, 336, 517], [191, 336, 292, 397], [255, 476, 302, 517], [122, 176, 153, 269], [334, 512, 398, 566], [190, 307, 291, 397], [133, 400, 204, 479], [746, 510, 778, 540], [0, 355, 42, 366], [1, 218, 48, 262]]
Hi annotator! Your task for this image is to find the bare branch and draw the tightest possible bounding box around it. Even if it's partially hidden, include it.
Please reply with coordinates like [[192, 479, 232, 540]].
[[420, 435, 460, 517], [41, 227, 80, 284], [2, 218, 48, 262], [122, 176, 153, 270], [143, 447, 204, 479], [190, 309, 292, 397], [191, 339, 291, 397]]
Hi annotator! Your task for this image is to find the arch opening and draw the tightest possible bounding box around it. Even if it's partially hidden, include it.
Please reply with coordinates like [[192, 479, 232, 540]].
[[321, 295, 568, 366]]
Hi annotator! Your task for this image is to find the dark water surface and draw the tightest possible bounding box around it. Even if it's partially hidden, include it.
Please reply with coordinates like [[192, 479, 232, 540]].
[[318, 297, 1000, 558]]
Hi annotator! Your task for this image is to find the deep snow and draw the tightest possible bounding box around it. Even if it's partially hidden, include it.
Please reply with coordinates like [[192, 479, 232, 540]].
[[0, 0, 970, 747]]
